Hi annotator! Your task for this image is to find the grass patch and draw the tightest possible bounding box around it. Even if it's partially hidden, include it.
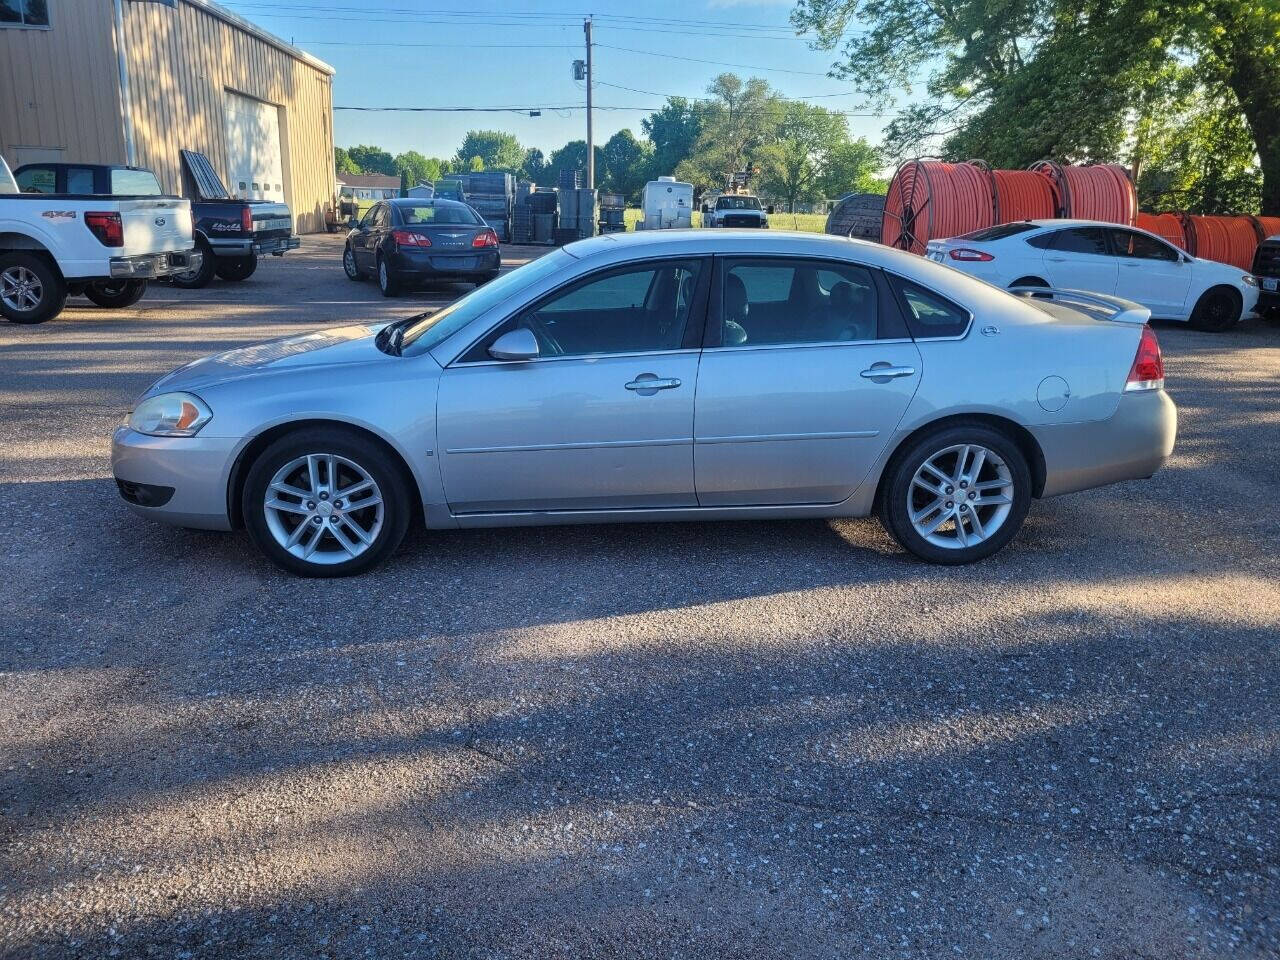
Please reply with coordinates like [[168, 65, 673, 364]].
[[623, 208, 828, 233]]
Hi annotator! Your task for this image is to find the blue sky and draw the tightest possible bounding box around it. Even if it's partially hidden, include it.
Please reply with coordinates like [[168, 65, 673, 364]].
[[219, 0, 897, 164]]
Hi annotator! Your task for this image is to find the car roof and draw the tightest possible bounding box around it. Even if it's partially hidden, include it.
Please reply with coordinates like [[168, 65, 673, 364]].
[[389, 197, 467, 207], [1023, 219, 1136, 230]]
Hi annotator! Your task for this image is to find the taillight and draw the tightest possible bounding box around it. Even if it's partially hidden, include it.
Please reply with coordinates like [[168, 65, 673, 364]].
[[85, 212, 123, 247], [392, 229, 431, 247], [948, 247, 994, 262], [241, 206, 253, 233], [1125, 325, 1164, 391], [472, 229, 499, 248]]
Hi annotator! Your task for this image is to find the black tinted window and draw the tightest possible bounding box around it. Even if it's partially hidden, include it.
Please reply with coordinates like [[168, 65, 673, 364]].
[[1025, 232, 1054, 249], [718, 258, 880, 346], [1109, 228, 1178, 262], [1051, 228, 1109, 255], [15, 167, 54, 193], [958, 223, 1037, 241], [889, 278, 970, 339]]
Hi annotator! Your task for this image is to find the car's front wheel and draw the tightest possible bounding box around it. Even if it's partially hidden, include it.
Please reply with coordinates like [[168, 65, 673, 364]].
[[215, 254, 257, 282], [879, 424, 1031, 564], [243, 427, 411, 577], [1188, 286, 1242, 332], [343, 245, 362, 281]]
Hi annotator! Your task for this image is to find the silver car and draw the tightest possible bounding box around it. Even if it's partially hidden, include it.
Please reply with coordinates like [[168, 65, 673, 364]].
[[112, 231, 1177, 577]]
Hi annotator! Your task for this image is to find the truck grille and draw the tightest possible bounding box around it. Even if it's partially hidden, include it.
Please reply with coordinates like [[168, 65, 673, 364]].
[[722, 214, 763, 227], [1253, 239, 1280, 278]]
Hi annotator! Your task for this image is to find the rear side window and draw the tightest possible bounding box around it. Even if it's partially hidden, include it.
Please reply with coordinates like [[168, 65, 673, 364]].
[[716, 258, 881, 346], [958, 223, 1037, 242], [889, 277, 970, 339], [1050, 227, 1109, 255]]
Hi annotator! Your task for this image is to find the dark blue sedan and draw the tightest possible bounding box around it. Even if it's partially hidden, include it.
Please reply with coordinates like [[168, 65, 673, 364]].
[[343, 198, 500, 296]]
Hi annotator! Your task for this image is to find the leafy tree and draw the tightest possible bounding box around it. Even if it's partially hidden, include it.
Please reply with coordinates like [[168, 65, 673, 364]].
[[641, 98, 707, 179], [393, 150, 440, 188], [455, 130, 524, 172], [334, 147, 360, 176], [676, 74, 783, 192], [468, 155, 486, 172], [757, 101, 849, 210], [544, 140, 606, 188], [819, 138, 885, 198], [522, 147, 547, 183], [601, 129, 653, 201], [346, 144, 396, 176]]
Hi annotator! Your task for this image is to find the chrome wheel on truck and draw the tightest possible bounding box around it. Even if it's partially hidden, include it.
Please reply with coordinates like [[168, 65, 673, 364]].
[[0, 253, 66, 324]]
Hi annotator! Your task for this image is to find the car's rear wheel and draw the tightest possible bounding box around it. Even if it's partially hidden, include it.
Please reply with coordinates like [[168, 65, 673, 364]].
[[879, 424, 1031, 564], [377, 256, 400, 297], [0, 252, 67, 324], [215, 254, 257, 282], [1189, 286, 1242, 332], [84, 279, 147, 309], [343, 245, 363, 281], [243, 427, 411, 577], [169, 237, 216, 289]]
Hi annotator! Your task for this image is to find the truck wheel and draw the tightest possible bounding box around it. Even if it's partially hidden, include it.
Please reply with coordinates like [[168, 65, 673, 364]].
[[84, 279, 147, 309], [215, 254, 258, 282], [0, 252, 67, 324], [169, 238, 216, 289]]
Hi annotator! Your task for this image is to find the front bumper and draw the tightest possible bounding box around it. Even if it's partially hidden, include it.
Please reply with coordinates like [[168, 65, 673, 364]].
[[111, 427, 239, 530], [110, 247, 202, 279], [389, 247, 500, 279], [1256, 285, 1280, 310], [1032, 388, 1177, 498], [208, 235, 301, 258]]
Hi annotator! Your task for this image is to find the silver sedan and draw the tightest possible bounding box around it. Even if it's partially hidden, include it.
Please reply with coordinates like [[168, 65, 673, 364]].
[[112, 231, 1177, 576]]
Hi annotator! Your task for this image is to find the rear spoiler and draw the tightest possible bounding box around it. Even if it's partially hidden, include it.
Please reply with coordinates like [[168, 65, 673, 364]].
[[1008, 287, 1151, 324]]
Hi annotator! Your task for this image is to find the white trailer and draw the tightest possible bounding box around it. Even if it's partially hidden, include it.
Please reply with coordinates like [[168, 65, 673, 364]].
[[637, 177, 693, 230]]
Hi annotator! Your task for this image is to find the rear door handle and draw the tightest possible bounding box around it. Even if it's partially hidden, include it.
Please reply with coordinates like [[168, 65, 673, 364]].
[[625, 375, 682, 393], [860, 364, 916, 381], [1047, 256, 1067, 262]]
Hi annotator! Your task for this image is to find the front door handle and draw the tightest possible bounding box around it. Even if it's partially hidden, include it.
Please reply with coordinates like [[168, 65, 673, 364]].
[[1047, 256, 1067, 262], [860, 364, 916, 382], [625, 374, 682, 394]]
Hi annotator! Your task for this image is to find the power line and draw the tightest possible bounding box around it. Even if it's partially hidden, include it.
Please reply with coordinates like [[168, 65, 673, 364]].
[[594, 79, 862, 102], [595, 43, 831, 77], [335, 103, 893, 117]]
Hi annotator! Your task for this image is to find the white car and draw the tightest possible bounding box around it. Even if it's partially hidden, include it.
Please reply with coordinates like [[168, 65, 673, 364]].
[[926, 219, 1259, 332]]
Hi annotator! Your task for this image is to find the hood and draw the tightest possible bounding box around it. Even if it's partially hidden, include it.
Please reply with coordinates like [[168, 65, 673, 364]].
[[148, 323, 390, 396]]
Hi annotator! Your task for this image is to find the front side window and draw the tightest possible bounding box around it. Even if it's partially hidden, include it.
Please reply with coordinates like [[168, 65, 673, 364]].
[[15, 166, 55, 193], [0, 0, 50, 27], [889, 277, 971, 339], [1109, 228, 1178, 262], [1051, 227, 1110, 255], [717, 258, 880, 346]]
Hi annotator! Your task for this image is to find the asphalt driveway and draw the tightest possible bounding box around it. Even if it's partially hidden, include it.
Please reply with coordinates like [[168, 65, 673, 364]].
[[1, 234, 1277, 958]]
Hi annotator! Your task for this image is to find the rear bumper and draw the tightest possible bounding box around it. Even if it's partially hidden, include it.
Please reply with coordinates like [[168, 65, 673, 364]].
[[208, 235, 300, 257], [388, 247, 500, 278], [111, 427, 237, 530], [1032, 389, 1177, 498], [109, 247, 202, 279]]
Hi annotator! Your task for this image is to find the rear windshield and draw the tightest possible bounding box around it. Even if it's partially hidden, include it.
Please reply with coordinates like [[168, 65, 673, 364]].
[[957, 223, 1037, 241], [398, 204, 482, 225], [111, 169, 163, 195], [716, 196, 761, 210]]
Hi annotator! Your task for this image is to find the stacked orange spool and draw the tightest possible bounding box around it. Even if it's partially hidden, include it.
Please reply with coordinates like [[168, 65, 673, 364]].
[[1030, 162, 1136, 225], [1251, 216, 1280, 241], [1136, 212, 1187, 250], [881, 160, 995, 253], [991, 169, 1059, 222], [1184, 215, 1259, 271]]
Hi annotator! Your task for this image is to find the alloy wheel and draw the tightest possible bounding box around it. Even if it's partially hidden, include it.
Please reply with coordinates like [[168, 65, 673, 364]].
[[343, 247, 358, 278], [907, 443, 1015, 549], [263, 453, 384, 565], [1, 266, 43, 312]]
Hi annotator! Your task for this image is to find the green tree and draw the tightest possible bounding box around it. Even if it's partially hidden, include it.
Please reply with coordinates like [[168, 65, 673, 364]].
[[757, 101, 849, 210], [522, 147, 547, 182], [676, 74, 783, 192], [819, 138, 884, 198], [346, 144, 396, 176], [334, 147, 360, 176], [468, 155, 486, 172], [393, 150, 440, 188], [601, 129, 654, 201], [545, 140, 606, 188], [641, 97, 707, 179], [455, 130, 524, 172]]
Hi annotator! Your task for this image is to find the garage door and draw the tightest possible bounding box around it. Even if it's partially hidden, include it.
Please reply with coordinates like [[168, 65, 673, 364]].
[[223, 91, 285, 203]]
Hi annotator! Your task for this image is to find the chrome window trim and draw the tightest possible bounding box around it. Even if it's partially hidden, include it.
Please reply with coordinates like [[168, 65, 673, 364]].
[[705, 336, 915, 354], [452, 347, 701, 369]]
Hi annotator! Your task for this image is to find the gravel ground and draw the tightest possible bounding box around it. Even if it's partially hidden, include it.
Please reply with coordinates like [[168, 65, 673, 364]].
[[1, 234, 1277, 959]]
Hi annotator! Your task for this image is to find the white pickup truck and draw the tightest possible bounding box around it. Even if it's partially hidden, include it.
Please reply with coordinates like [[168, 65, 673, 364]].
[[702, 194, 770, 228], [0, 154, 201, 324]]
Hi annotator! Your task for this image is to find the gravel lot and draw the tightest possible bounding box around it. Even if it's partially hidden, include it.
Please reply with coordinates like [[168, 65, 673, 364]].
[[1, 233, 1278, 959]]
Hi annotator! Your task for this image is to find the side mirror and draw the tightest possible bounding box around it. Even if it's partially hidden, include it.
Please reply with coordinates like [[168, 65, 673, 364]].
[[766, 205, 775, 215], [347, 216, 358, 228], [488, 327, 540, 362]]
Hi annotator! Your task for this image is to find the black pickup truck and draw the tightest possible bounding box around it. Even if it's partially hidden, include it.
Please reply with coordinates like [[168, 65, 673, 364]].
[[1252, 234, 1280, 322], [13, 151, 299, 289]]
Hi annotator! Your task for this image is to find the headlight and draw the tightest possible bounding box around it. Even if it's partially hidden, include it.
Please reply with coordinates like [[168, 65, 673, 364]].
[[1243, 275, 1259, 287], [129, 392, 212, 437]]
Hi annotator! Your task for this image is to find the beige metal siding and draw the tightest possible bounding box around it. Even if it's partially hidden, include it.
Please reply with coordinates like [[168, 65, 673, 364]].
[[0, 1, 125, 166], [0, 0, 335, 234]]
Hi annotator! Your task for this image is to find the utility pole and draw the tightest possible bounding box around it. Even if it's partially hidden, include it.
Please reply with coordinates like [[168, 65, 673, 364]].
[[584, 17, 594, 190]]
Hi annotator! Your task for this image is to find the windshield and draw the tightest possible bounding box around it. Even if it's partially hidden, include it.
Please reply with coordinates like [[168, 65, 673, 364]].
[[401, 249, 574, 355], [716, 196, 761, 210], [399, 204, 481, 225]]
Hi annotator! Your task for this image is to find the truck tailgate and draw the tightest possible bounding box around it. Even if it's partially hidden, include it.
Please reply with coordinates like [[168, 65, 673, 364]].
[[119, 198, 193, 255]]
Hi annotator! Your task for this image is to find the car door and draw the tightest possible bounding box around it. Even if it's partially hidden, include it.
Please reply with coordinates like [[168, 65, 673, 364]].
[[1039, 226, 1118, 294], [436, 257, 708, 513], [694, 256, 923, 506], [351, 203, 382, 270], [1107, 227, 1192, 317]]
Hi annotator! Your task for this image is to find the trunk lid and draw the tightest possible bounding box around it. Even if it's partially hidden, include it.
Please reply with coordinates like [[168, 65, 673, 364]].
[[1010, 287, 1151, 325], [247, 200, 292, 240]]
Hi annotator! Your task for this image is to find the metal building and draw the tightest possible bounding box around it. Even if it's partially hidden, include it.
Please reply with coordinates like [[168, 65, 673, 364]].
[[0, 0, 336, 232]]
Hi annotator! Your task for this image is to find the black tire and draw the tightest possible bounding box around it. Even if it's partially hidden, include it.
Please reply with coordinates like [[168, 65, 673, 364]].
[[342, 244, 363, 281], [215, 254, 258, 282], [878, 423, 1032, 565], [1188, 286, 1242, 332], [1009, 276, 1048, 288], [84, 279, 147, 309], [169, 237, 216, 289], [242, 426, 412, 578], [0, 251, 67, 324], [377, 255, 400, 297]]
